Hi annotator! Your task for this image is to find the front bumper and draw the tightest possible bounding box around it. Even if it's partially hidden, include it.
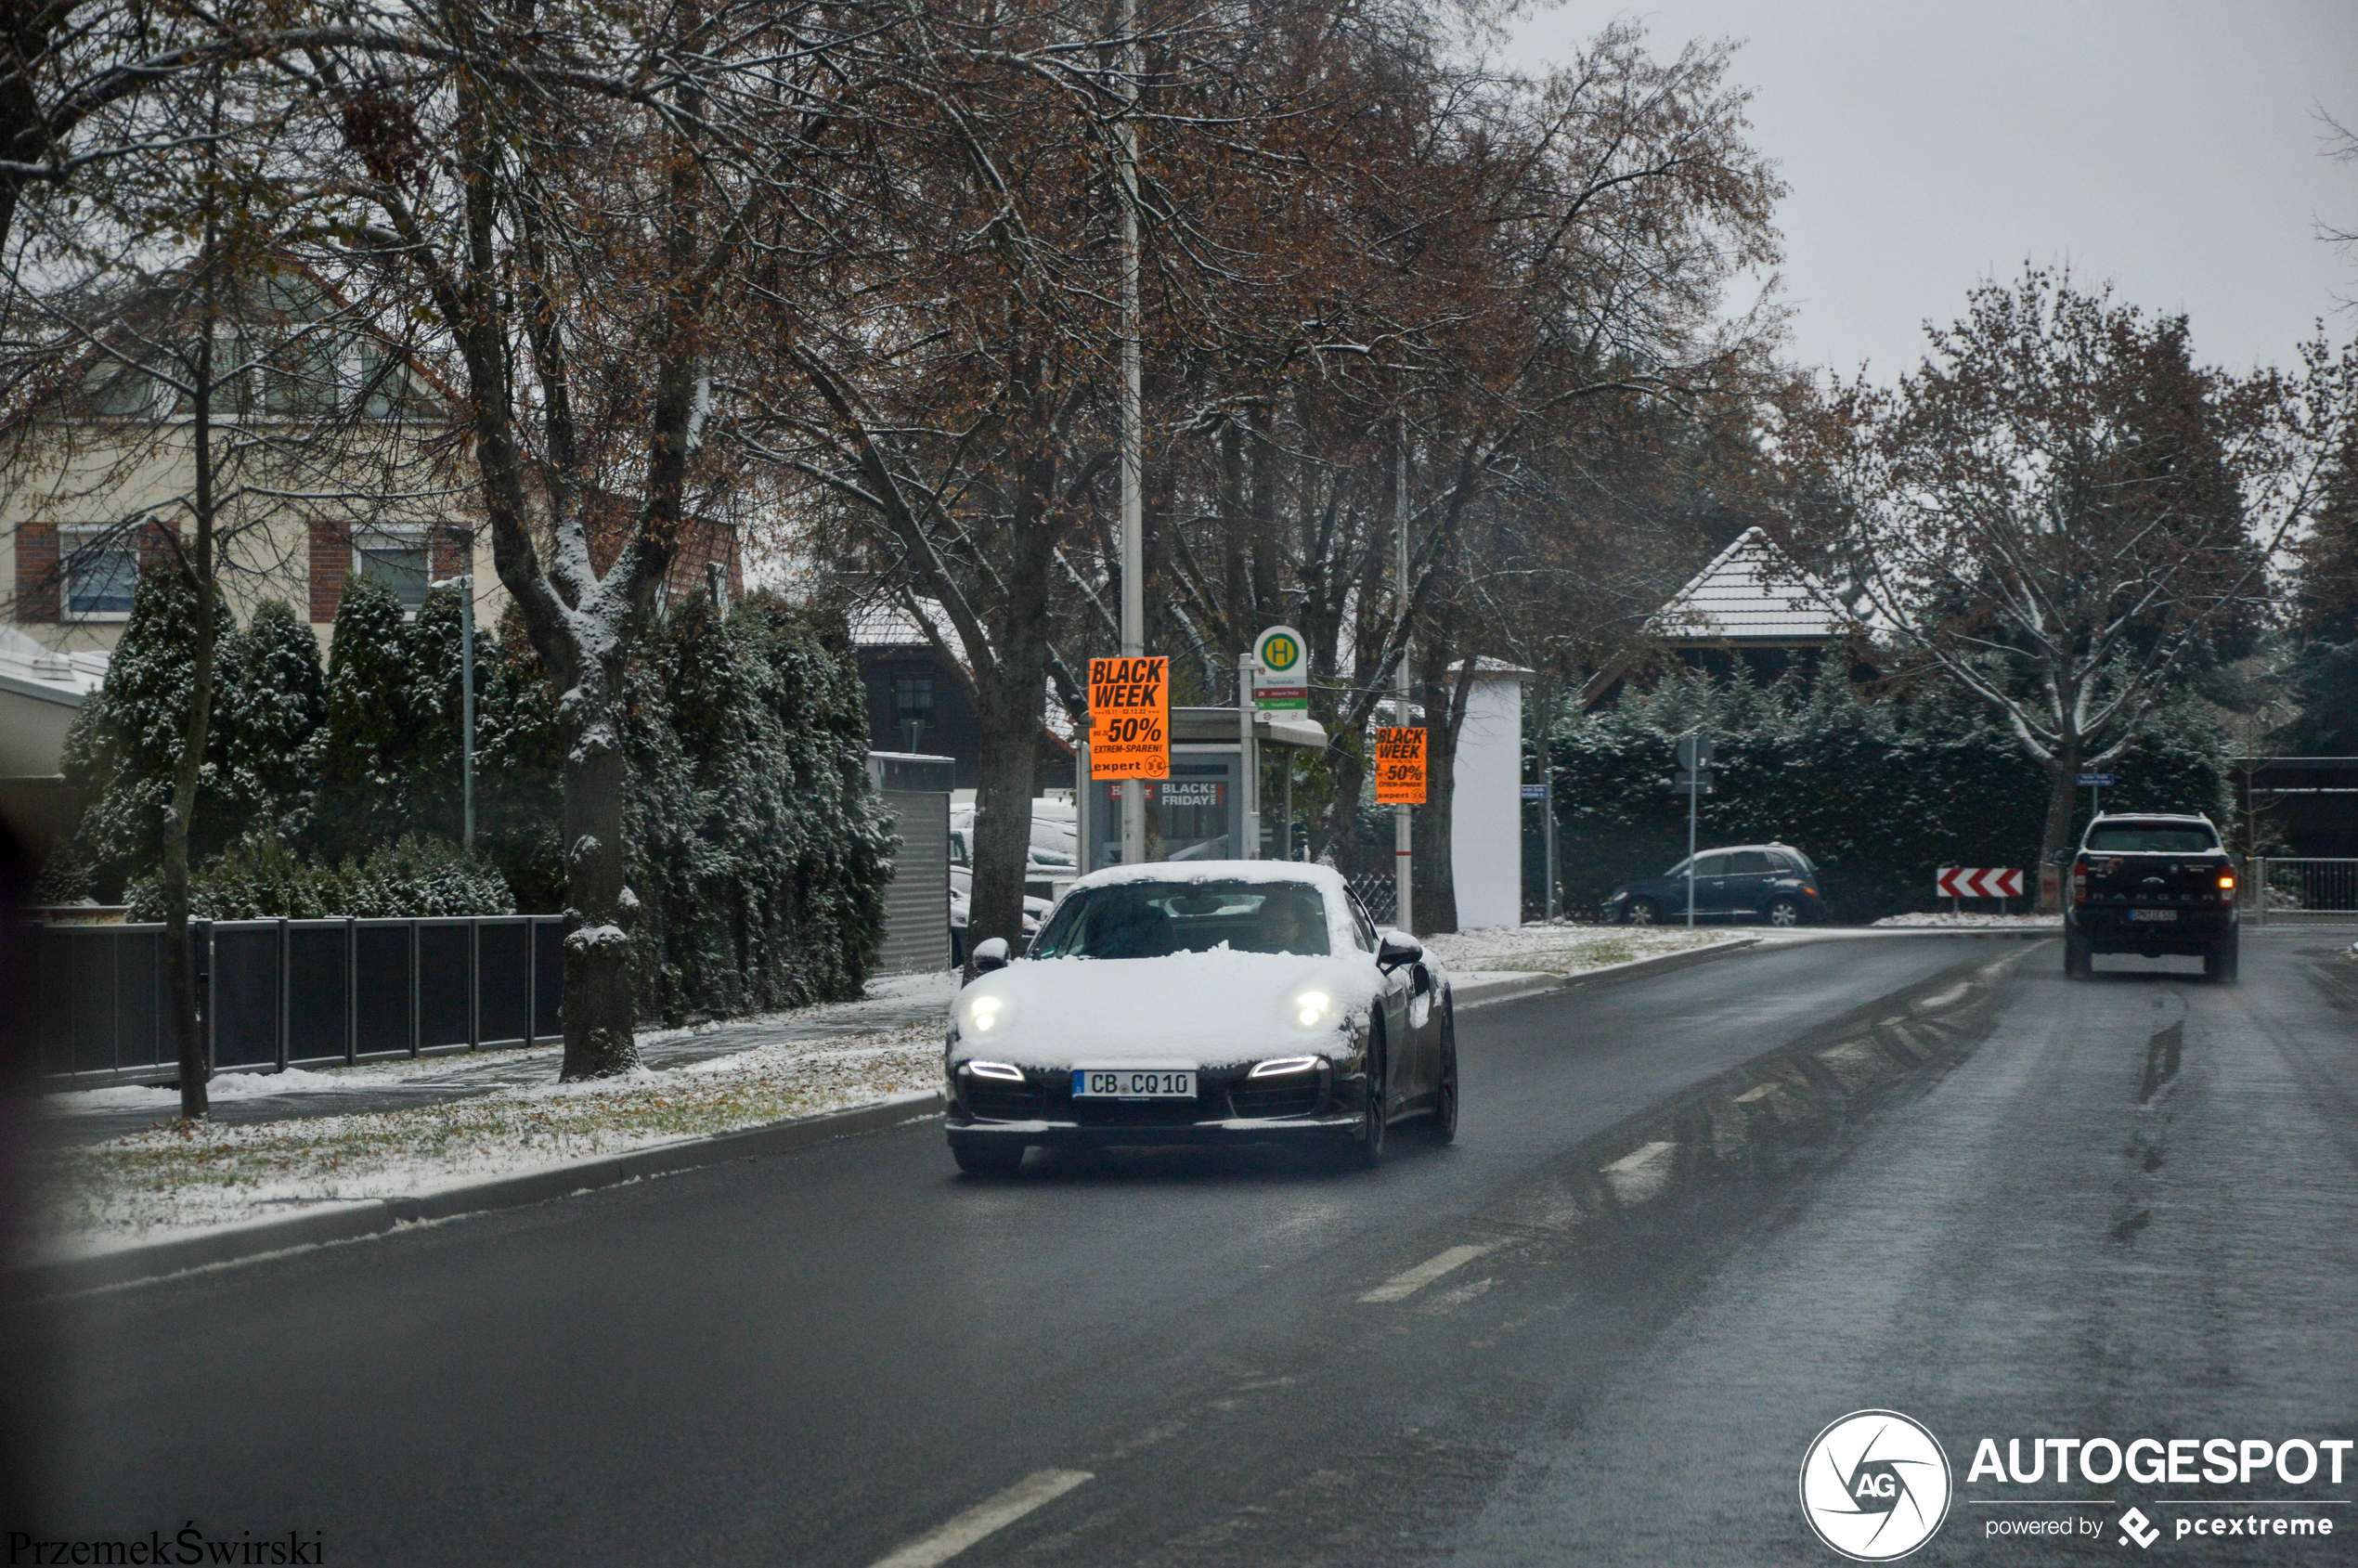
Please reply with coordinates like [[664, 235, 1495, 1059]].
[[947, 1059, 1367, 1147]]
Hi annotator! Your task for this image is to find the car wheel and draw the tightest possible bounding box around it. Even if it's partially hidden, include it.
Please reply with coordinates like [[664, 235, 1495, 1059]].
[[1625, 899, 1657, 927], [949, 1135, 1024, 1178], [2204, 935, 2239, 985], [2064, 929, 2090, 979], [1356, 1027, 1388, 1168], [1429, 1010, 1458, 1144], [1765, 896, 1802, 928]]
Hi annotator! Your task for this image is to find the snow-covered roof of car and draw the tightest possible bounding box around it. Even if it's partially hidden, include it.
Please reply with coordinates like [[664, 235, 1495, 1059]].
[[1069, 860, 1349, 893], [1647, 527, 1847, 643]]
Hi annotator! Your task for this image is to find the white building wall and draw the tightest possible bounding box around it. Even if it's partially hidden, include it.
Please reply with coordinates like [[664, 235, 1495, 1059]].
[[1449, 668, 1525, 929]]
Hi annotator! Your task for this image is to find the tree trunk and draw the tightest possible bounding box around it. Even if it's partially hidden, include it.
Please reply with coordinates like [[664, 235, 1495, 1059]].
[[162, 578, 218, 1120], [164, 305, 223, 1121], [2038, 735, 2083, 881], [559, 679, 640, 1079], [969, 662, 1041, 962]]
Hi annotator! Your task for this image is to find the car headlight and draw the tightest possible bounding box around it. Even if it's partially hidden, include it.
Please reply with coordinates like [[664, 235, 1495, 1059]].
[[963, 1059, 1025, 1082], [1289, 989, 1333, 1029], [961, 992, 1013, 1036]]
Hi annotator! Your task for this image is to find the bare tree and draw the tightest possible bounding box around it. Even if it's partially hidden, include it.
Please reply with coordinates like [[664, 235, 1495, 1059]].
[[4, 42, 460, 1115], [1785, 269, 2356, 869]]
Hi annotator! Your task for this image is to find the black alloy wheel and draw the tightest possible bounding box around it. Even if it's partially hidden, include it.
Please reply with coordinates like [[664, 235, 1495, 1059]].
[[950, 1135, 1025, 1178], [1625, 899, 1658, 927], [1765, 896, 1803, 928], [1429, 1009, 1458, 1144], [1357, 1027, 1388, 1168]]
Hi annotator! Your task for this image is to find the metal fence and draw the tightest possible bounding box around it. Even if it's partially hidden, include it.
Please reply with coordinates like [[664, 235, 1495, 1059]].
[[2246, 859, 2358, 927], [29, 915, 566, 1087], [1346, 871, 1398, 926]]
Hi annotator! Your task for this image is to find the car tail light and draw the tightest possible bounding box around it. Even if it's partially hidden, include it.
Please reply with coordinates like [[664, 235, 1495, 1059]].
[[2219, 873, 2235, 902], [2071, 857, 2089, 904], [2217, 874, 2235, 889]]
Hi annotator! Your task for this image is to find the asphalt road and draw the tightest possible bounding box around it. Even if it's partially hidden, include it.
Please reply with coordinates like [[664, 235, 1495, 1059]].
[[13, 930, 2355, 1566]]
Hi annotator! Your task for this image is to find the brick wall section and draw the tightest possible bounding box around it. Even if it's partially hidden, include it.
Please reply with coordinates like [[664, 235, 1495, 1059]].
[[13, 521, 58, 621], [308, 519, 351, 623], [136, 514, 180, 569], [667, 517, 745, 601], [429, 525, 469, 583]]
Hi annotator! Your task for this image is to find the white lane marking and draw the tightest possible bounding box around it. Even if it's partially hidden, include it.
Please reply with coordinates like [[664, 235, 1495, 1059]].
[[868, 1470, 1094, 1568], [1359, 1242, 1498, 1303]]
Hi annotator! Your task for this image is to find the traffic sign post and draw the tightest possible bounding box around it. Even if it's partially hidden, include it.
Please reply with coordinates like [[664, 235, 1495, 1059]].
[[1250, 625, 1310, 711], [1674, 732, 1714, 927], [1937, 866, 2025, 914], [2077, 771, 2114, 823]]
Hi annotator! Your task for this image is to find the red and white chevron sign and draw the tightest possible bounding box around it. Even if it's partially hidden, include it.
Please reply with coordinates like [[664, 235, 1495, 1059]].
[[1937, 865, 2024, 899]]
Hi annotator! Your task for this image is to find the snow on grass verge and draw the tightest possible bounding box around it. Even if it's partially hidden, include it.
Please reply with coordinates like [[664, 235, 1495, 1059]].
[[32, 1024, 942, 1260], [1872, 912, 2061, 928], [1420, 923, 1731, 977]]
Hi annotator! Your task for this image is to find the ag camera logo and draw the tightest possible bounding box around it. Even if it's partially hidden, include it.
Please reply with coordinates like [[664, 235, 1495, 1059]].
[[1800, 1410, 1954, 1561]]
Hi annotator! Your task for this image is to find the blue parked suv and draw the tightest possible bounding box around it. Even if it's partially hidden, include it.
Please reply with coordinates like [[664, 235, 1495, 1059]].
[[1603, 843, 1828, 927]]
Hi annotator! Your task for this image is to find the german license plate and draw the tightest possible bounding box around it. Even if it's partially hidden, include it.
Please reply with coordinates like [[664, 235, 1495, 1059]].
[[2129, 909, 2177, 923], [1073, 1069, 1195, 1098]]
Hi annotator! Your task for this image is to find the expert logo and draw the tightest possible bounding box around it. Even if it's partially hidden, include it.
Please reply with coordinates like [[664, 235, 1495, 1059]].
[[1801, 1410, 1954, 1562]]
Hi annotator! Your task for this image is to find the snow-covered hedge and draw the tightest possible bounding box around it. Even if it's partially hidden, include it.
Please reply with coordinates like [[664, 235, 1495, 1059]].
[[52, 566, 891, 1023], [124, 832, 515, 921], [1540, 669, 2231, 923]]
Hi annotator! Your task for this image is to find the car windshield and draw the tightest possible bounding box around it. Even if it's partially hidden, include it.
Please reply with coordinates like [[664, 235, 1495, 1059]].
[[2086, 823, 2218, 853], [1030, 879, 1331, 959]]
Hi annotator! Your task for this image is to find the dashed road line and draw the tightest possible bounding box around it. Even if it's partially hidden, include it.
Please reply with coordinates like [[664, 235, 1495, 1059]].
[[868, 1470, 1095, 1568], [1359, 1242, 1498, 1303]]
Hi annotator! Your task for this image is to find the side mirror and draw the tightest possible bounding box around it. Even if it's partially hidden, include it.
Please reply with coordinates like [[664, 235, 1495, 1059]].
[[971, 936, 1011, 973], [1377, 932, 1424, 971]]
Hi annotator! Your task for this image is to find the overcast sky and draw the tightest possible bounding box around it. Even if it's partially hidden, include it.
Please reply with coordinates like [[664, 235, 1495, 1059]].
[[1507, 1, 2358, 381]]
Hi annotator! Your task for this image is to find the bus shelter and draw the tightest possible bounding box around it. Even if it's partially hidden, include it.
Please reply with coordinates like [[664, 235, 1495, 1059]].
[[1075, 706, 1328, 873]]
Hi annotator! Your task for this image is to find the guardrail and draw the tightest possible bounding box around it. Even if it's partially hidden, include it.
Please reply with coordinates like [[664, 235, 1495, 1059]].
[[2246, 858, 2358, 927], [29, 915, 566, 1088]]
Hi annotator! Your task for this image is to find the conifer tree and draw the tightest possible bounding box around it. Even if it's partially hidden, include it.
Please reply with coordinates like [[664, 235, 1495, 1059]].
[[315, 572, 424, 858], [213, 598, 327, 842], [45, 560, 236, 901]]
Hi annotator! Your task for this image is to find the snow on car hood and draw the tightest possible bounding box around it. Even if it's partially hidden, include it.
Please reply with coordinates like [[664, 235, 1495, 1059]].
[[947, 948, 1380, 1069]]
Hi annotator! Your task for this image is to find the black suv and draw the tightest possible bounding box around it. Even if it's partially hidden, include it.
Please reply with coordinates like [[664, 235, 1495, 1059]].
[[2065, 813, 2238, 982], [1604, 843, 1828, 927]]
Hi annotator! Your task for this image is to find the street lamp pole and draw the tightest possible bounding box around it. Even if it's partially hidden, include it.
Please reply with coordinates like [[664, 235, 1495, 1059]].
[[434, 569, 475, 848], [1393, 417, 1412, 935], [1117, 0, 1146, 868]]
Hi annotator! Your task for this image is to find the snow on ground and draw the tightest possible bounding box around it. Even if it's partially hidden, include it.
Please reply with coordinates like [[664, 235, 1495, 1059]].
[[32, 1022, 944, 1259], [39, 967, 963, 1118], [1420, 922, 1731, 977], [1871, 912, 2062, 928]]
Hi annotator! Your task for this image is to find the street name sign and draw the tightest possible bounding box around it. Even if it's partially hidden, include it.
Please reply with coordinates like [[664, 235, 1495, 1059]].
[[2076, 773, 2115, 787], [1521, 784, 1549, 801], [1374, 727, 1427, 805], [1089, 655, 1170, 780]]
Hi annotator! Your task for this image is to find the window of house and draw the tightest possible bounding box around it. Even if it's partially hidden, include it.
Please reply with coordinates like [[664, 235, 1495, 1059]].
[[354, 529, 430, 611], [60, 526, 139, 620]]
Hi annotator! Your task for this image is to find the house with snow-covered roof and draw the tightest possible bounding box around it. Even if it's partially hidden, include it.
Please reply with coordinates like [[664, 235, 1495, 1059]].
[[1579, 526, 1862, 709]]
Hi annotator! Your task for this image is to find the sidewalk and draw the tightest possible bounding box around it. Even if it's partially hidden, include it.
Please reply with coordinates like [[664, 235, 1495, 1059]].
[[37, 969, 962, 1150]]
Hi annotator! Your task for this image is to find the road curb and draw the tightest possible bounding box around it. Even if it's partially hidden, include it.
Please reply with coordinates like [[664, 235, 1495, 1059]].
[[11, 1091, 947, 1299], [1451, 937, 1762, 1010]]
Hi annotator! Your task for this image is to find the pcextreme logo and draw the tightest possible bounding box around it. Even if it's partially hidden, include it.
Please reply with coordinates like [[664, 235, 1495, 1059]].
[[1800, 1410, 1955, 1562]]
